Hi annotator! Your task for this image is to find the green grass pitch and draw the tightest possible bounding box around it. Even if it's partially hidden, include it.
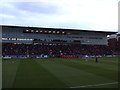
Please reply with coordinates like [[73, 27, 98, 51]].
[[2, 57, 119, 88]]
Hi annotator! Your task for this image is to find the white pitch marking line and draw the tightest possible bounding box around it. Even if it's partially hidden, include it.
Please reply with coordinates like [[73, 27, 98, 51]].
[[70, 82, 119, 88]]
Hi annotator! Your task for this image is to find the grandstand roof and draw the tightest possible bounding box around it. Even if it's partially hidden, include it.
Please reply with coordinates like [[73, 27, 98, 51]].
[[1, 25, 117, 35]]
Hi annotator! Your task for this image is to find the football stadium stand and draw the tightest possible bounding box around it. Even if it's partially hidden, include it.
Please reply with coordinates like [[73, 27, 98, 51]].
[[108, 34, 120, 55], [1, 25, 117, 58]]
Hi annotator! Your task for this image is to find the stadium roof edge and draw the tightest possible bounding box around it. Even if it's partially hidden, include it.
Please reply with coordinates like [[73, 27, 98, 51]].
[[1, 25, 117, 35]]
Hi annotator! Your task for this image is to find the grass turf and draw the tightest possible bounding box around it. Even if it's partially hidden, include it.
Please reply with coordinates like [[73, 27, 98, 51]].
[[2, 57, 118, 88]]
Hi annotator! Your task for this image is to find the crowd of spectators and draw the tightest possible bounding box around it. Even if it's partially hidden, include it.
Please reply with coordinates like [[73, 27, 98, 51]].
[[2, 43, 113, 57]]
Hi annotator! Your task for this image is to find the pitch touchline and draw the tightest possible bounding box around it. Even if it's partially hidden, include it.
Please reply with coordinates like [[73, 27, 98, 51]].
[[70, 82, 119, 88]]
